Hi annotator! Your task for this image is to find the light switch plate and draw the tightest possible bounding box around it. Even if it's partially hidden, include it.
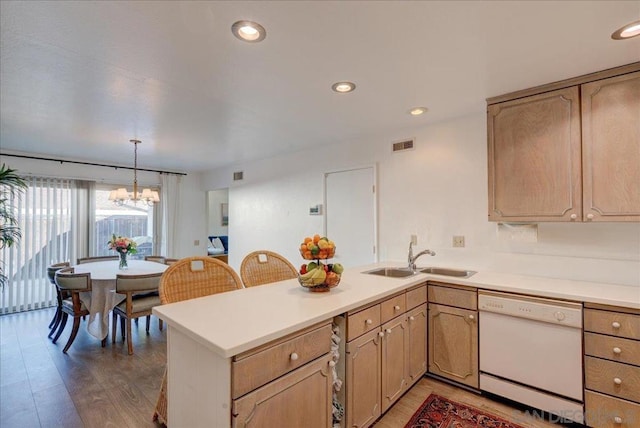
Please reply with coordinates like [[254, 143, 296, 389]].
[[411, 234, 418, 245]]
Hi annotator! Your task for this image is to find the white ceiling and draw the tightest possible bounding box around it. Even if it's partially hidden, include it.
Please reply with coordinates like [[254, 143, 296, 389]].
[[1, 1, 639, 173]]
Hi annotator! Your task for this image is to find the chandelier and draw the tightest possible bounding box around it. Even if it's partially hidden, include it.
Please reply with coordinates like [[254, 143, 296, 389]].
[[108, 139, 160, 206]]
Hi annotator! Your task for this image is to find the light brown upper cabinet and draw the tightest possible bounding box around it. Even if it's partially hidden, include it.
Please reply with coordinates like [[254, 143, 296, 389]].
[[582, 72, 640, 222], [488, 64, 640, 222]]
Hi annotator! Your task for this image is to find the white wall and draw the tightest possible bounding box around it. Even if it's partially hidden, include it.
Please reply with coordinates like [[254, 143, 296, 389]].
[[0, 153, 206, 259], [202, 112, 640, 287]]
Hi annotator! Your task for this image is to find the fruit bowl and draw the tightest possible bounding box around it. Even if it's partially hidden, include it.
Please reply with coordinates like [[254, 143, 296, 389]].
[[298, 235, 343, 292], [298, 272, 341, 292], [299, 235, 336, 260]]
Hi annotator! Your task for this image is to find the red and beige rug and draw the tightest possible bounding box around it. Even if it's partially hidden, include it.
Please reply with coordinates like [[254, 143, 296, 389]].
[[404, 394, 526, 428]]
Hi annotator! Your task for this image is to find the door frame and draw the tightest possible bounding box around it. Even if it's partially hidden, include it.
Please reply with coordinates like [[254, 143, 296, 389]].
[[323, 164, 378, 263]]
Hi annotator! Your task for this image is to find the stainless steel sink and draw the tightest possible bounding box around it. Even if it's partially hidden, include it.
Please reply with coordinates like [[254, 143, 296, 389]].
[[420, 267, 476, 278], [364, 267, 417, 278]]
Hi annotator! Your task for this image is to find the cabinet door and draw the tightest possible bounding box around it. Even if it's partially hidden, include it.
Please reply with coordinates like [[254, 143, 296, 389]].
[[407, 304, 427, 385], [232, 355, 332, 428], [381, 315, 408, 412], [582, 71, 640, 221], [346, 328, 382, 428], [487, 86, 582, 221], [428, 303, 478, 389]]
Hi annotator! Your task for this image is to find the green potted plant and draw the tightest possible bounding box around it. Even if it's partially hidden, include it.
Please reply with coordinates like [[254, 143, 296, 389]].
[[0, 163, 27, 288]]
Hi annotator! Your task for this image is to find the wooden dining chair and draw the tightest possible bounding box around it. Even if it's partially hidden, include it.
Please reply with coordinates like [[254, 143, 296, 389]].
[[144, 255, 166, 264], [240, 250, 298, 287], [46, 261, 70, 339], [112, 272, 163, 355], [53, 267, 93, 353], [153, 256, 243, 425], [77, 255, 119, 264]]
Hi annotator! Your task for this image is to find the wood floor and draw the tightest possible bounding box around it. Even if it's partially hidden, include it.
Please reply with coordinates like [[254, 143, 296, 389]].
[[0, 308, 166, 428], [1, 308, 572, 428]]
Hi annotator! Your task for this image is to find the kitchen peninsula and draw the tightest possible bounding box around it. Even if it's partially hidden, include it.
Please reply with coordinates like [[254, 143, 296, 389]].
[[153, 263, 639, 427]]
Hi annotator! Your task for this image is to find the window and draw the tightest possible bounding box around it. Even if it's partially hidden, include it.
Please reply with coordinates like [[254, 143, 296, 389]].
[[93, 186, 158, 260], [1, 177, 74, 314]]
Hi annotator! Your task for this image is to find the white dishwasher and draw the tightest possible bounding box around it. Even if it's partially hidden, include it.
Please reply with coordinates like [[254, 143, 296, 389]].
[[478, 291, 584, 423]]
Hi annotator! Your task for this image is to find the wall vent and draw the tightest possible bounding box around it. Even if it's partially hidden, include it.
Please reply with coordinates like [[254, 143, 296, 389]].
[[392, 139, 414, 152], [233, 171, 244, 181]]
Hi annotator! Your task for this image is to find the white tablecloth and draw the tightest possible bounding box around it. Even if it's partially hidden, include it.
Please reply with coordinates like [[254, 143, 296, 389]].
[[73, 260, 168, 340]]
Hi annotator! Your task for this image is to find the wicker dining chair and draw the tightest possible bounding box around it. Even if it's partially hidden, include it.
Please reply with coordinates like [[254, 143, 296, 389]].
[[240, 250, 298, 287], [112, 272, 163, 355], [163, 258, 179, 265], [153, 256, 243, 425], [53, 267, 92, 353], [46, 261, 70, 339], [77, 255, 119, 264], [144, 255, 166, 264]]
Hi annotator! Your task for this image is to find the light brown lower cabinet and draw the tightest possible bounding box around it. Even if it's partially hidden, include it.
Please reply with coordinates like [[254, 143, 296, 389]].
[[407, 304, 427, 384], [428, 302, 478, 388], [232, 354, 333, 428], [343, 285, 428, 428], [345, 328, 382, 428], [381, 315, 408, 412]]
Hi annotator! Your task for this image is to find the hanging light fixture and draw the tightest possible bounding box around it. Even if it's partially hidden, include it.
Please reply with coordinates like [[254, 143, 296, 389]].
[[108, 139, 160, 206]]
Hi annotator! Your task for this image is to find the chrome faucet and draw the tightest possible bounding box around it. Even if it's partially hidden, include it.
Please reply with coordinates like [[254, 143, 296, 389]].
[[408, 242, 436, 272]]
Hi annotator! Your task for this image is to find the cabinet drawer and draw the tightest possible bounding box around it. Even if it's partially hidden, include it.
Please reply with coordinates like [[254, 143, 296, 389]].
[[428, 284, 477, 310], [585, 390, 640, 428], [584, 309, 640, 340], [381, 293, 406, 324], [406, 285, 427, 310], [347, 304, 381, 342], [585, 332, 640, 367], [585, 356, 640, 403], [232, 323, 332, 399], [232, 354, 332, 428]]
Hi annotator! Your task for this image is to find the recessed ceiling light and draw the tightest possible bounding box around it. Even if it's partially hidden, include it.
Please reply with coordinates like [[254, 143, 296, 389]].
[[232, 20, 266, 42], [331, 81, 356, 93], [409, 107, 428, 116], [612, 20, 640, 40]]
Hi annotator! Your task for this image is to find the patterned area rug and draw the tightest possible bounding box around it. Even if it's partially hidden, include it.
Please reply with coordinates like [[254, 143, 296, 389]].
[[405, 394, 526, 428]]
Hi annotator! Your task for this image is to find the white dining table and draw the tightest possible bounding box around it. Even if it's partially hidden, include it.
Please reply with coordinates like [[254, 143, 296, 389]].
[[73, 260, 168, 340]]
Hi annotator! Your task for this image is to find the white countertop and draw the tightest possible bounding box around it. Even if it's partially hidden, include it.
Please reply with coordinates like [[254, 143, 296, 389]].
[[153, 262, 640, 359]]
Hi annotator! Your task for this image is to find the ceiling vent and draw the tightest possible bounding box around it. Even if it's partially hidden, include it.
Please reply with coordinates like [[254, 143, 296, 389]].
[[233, 171, 244, 181], [392, 139, 414, 152]]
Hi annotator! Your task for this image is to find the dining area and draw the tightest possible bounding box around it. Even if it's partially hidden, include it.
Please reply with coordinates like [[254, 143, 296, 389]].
[[20, 250, 300, 427], [47, 256, 171, 355]]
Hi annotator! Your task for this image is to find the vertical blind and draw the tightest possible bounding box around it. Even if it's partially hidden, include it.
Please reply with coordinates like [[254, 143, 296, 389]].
[[1, 177, 75, 314]]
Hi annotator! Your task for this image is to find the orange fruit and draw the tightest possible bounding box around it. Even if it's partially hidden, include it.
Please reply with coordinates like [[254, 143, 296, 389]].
[[313, 234, 321, 244], [304, 237, 312, 244]]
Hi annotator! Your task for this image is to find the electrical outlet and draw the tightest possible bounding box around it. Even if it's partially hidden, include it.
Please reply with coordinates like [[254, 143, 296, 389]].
[[410, 234, 418, 245], [452, 236, 465, 247], [194, 239, 200, 246]]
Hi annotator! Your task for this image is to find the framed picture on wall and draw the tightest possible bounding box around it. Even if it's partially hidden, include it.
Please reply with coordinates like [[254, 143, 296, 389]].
[[221, 203, 229, 226]]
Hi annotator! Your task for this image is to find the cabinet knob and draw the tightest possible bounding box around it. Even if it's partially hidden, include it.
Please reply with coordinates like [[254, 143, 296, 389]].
[[613, 347, 622, 355], [612, 321, 621, 329], [290, 352, 299, 361], [378, 331, 385, 337], [386, 328, 392, 335], [366, 319, 373, 325], [394, 305, 400, 311], [613, 377, 622, 385], [328, 360, 336, 367], [614, 416, 623, 424], [468, 314, 475, 320], [409, 316, 416, 321], [570, 213, 577, 220], [586, 213, 594, 220]]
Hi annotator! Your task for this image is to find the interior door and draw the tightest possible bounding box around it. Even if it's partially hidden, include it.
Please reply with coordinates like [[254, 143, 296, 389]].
[[324, 166, 377, 268]]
